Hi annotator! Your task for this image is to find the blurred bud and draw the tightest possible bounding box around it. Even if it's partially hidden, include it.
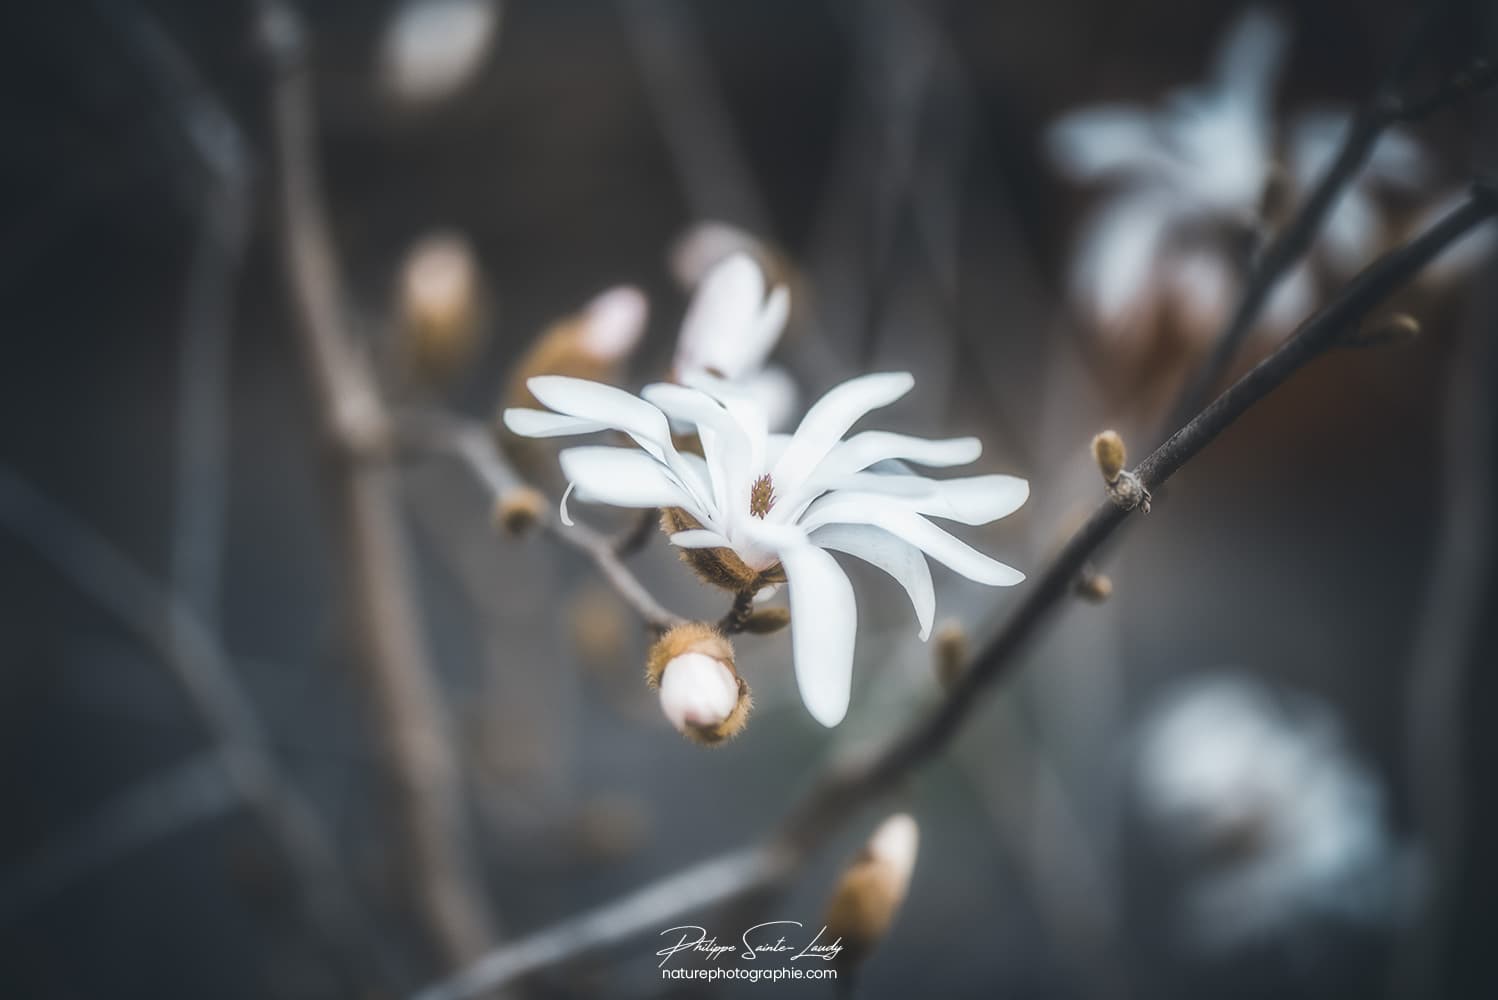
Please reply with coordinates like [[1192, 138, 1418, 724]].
[[660, 506, 786, 593], [1091, 430, 1127, 484], [568, 583, 631, 669], [503, 285, 648, 412], [1075, 565, 1114, 602], [740, 607, 791, 634], [572, 793, 651, 863], [1345, 312, 1420, 349], [822, 813, 920, 971], [669, 220, 784, 292], [378, 0, 502, 106], [492, 486, 545, 536], [398, 231, 485, 385], [932, 619, 968, 689], [645, 623, 751, 745]]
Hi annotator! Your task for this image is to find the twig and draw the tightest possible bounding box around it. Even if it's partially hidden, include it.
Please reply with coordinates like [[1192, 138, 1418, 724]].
[[715, 589, 755, 634], [1164, 19, 1492, 430], [410, 846, 792, 1000], [258, 2, 496, 968], [405, 179, 1498, 1000], [0, 467, 389, 988], [401, 415, 688, 633], [611, 508, 659, 558], [0, 751, 239, 926]]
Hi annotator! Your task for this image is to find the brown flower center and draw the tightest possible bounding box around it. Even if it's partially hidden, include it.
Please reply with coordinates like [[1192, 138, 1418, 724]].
[[749, 474, 776, 519]]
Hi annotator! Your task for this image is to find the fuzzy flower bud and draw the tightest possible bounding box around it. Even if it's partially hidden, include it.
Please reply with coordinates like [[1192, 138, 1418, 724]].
[[933, 619, 968, 689], [1091, 430, 1127, 483], [645, 623, 751, 745], [398, 231, 485, 384], [503, 286, 649, 412], [492, 486, 545, 536], [822, 813, 921, 971]]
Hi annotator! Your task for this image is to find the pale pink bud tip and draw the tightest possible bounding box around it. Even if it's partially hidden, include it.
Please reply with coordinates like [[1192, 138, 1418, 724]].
[[867, 813, 919, 883], [580, 286, 648, 361], [658, 652, 738, 733]]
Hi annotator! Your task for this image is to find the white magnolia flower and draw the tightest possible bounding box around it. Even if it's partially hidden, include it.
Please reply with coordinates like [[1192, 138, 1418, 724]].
[[503, 370, 1027, 727], [1048, 7, 1436, 346], [673, 251, 800, 430], [1135, 672, 1416, 951], [379, 0, 502, 105]]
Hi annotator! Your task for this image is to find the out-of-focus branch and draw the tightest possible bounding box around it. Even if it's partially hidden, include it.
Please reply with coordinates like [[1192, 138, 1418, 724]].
[[1390, 201, 1498, 999], [1166, 29, 1496, 429], [0, 751, 240, 926], [257, 2, 496, 969], [0, 468, 388, 988], [411, 847, 791, 1000], [406, 179, 1498, 1000], [398, 415, 687, 633]]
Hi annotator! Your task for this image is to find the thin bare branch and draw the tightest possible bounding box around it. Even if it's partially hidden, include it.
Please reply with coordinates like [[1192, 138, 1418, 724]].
[[257, 1, 496, 968], [0, 467, 389, 988], [1164, 17, 1493, 430], [400, 415, 688, 633]]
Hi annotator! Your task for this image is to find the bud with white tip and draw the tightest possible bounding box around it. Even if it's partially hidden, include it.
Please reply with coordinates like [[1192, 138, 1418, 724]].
[[822, 813, 920, 971], [645, 623, 751, 745]]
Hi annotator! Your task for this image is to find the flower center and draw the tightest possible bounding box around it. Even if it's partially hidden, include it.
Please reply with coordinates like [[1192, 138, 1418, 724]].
[[749, 474, 776, 519]]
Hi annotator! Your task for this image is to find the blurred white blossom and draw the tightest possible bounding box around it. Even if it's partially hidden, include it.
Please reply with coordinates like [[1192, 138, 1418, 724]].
[[1047, 7, 1455, 348], [379, 0, 502, 105], [503, 369, 1026, 727], [673, 249, 800, 430], [1134, 672, 1419, 952]]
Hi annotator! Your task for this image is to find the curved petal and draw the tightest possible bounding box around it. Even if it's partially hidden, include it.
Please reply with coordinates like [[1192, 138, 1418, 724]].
[[557, 446, 699, 514], [771, 372, 916, 504], [668, 528, 734, 549], [801, 497, 1025, 586], [502, 408, 608, 438], [642, 382, 753, 518], [783, 432, 984, 512], [675, 253, 764, 378], [778, 543, 858, 728], [824, 474, 1029, 525], [1046, 104, 1174, 182], [811, 523, 935, 640], [528, 375, 711, 515]]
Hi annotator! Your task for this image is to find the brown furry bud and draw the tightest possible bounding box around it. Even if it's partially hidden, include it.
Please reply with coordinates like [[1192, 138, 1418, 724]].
[[932, 619, 968, 689], [645, 623, 752, 745], [1075, 566, 1113, 602], [659, 507, 786, 593], [822, 813, 920, 971], [398, 231, 485, 384], [492, 486, 545, 536], [1092, 430, 1126, 484]]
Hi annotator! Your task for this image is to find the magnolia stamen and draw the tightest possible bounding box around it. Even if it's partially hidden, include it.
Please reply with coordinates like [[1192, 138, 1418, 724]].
[[749, 473, 776, 519]]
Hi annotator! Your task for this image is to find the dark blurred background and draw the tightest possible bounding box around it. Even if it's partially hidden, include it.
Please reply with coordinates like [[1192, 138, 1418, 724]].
[[1, 1, 1496, 998]]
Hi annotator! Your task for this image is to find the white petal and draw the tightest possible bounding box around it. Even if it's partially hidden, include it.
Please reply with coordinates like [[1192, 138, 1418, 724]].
[[1071, 191, 1179, 337], [801, 498, 1025, 586], [502, 408, 608, 438], [668, 529, 734, 549], [1046, 104, 1174, 182], [811, 523, 935, 640], [578, 285, 649, 361], [772, 372, 916, 499], [642, 382, 754, 517], [675, 253, 768, 379], [1321, 189, 1382, 278], [558, 481, 576, 527], [1209, 7, 1288, 106], [738, 364, 800, 432], [785, 432, 983, 511], [527, 376, 712, 514], [558, 446, 696, 511], [825, 474, 1029, 525], [778, 544, 857, 728]]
